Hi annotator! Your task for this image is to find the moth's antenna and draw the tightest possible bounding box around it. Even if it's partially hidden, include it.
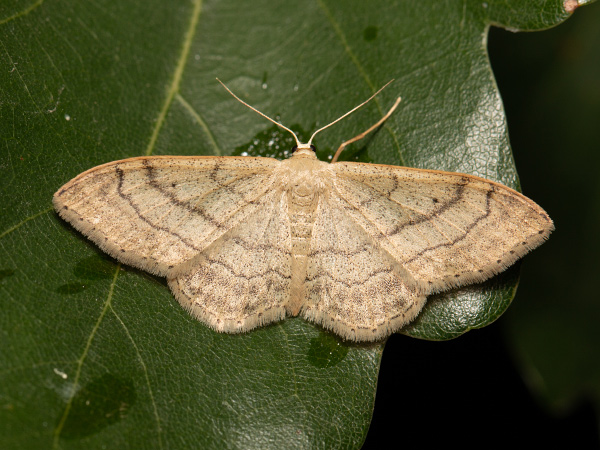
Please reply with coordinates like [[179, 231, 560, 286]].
[[217, 78, 302, 148], [307, 79, 395, 146]]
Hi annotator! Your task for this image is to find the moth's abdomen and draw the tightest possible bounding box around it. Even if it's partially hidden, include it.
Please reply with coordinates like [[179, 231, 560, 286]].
[[288, 180, 321, 252], [286, 176, 324, 315]]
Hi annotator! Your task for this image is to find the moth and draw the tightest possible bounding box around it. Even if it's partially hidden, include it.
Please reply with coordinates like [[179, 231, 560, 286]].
[[54, 81, 553, 341]]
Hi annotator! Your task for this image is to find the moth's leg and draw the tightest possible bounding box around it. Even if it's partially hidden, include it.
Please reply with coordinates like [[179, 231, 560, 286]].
[[331, 97, 402, 163]]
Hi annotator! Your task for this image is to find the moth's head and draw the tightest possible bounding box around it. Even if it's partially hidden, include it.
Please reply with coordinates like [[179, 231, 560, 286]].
[[292, 143, 317, 158]]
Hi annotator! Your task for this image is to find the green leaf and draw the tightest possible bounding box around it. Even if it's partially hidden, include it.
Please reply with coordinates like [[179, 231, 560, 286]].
[[0, 0, 588, 448]]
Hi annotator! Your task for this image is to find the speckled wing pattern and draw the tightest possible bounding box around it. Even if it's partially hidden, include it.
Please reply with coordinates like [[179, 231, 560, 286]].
[[303, 186, 427, 342], [300, 161, 552, 340], [167, 185, 293, 333], [331, 162, 552, 289], [54, 155, 553, 341], [53, 156, 281, 275]]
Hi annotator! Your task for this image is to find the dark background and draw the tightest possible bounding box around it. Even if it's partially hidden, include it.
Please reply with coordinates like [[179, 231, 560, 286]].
[[364, 3, 600, 448]]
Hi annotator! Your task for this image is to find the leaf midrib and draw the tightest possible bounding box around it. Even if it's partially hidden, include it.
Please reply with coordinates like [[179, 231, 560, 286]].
[[52, 2, 204, 444]]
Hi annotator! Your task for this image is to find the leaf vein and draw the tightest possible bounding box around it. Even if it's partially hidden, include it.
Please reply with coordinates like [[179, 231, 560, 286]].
[[144, 0, 203, 156], [176, 93, 223, 156], [52, 264, 121, 448], [110, 305, 164, 449], [316, 0, 402, 161], [0, 207, 53, 240], [0, 0, 45, 26]]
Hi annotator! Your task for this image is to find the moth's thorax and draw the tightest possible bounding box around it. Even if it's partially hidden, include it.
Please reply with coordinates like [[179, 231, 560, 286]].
[[281, 149, 330, 190], [280, 149, 331, 257]]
